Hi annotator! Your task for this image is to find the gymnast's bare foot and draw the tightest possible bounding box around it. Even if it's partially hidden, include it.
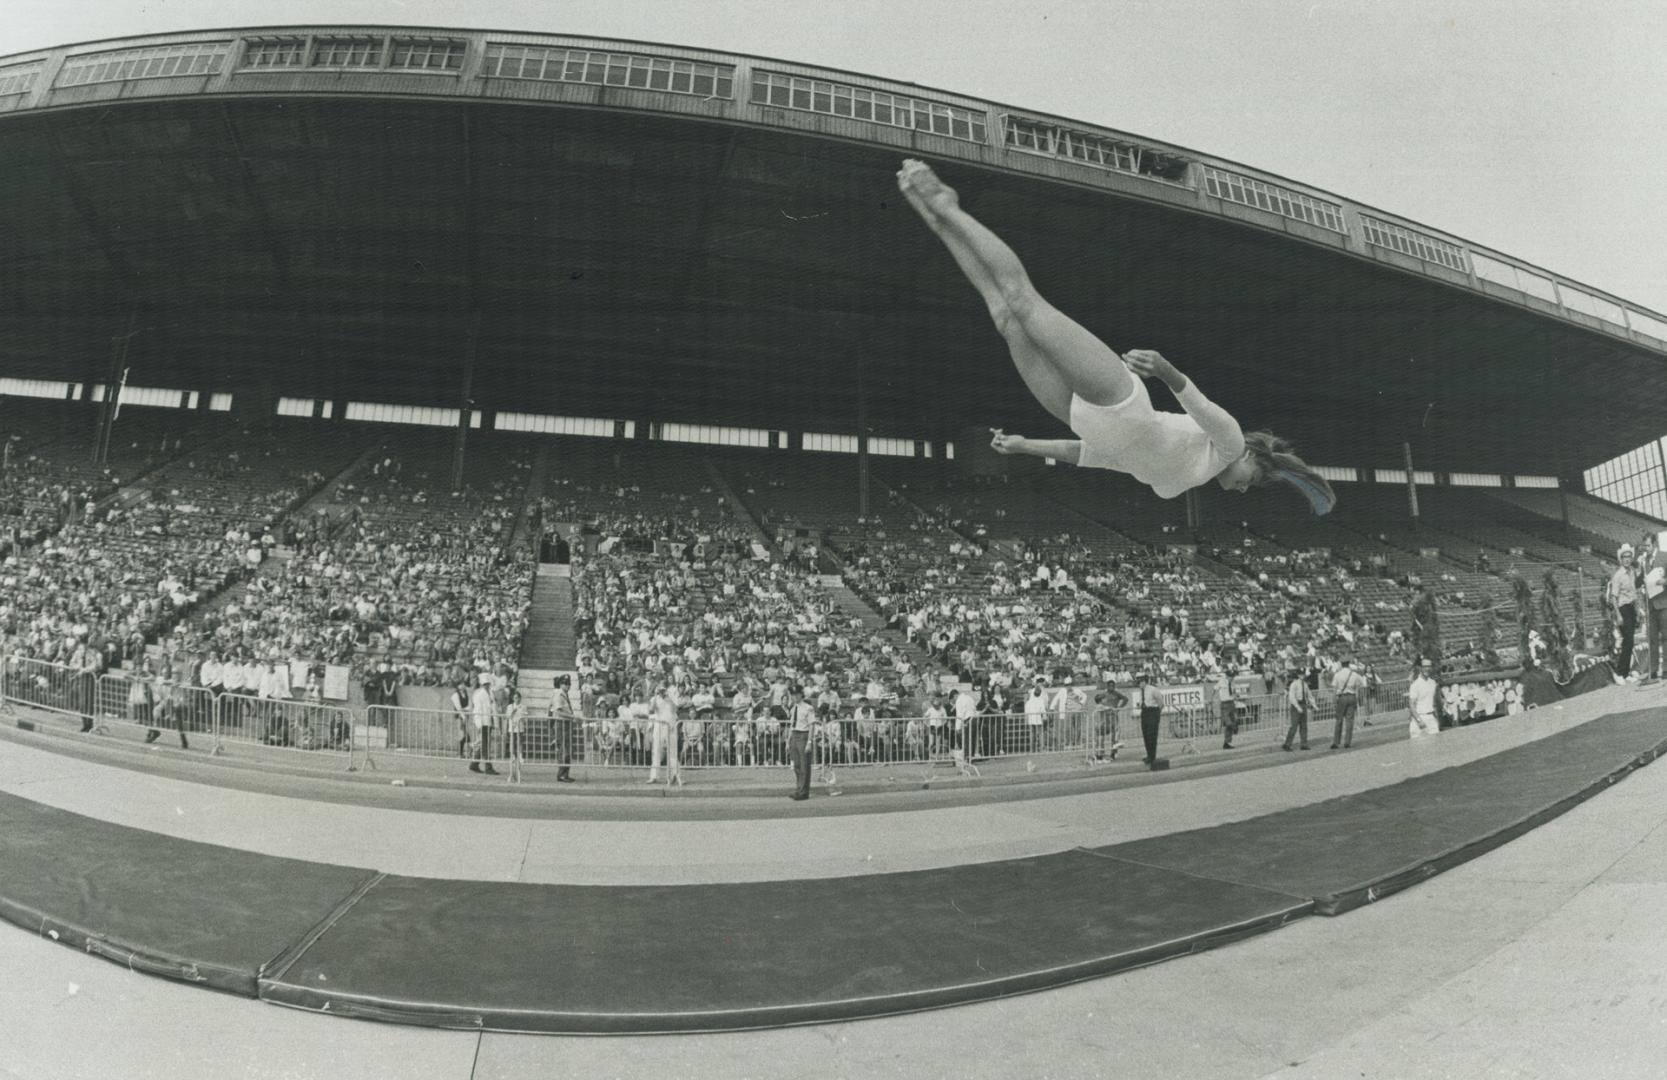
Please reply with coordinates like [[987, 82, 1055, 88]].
[[897, 158, 958, 215]]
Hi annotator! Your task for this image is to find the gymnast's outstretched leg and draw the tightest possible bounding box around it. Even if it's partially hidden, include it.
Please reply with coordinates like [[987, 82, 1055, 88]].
[[898, 159, 1134, 412]]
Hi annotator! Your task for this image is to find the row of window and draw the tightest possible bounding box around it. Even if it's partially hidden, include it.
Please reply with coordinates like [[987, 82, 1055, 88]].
[[1558, 284, 1628, 327], [277, 397, 334, 419], [750, 71, 988, 143], [497, 412, 624, 438], [240, 35, 467, 71], [80, 384, 231, 411], [57, 42, 229, 87], [0, 377, 72, 399], [1471, 251, 1559, 303], [1450, 472, 1504, 488], [1585, 440, 1667, 513], [482, 46, 734, 99], [1004, 116, 1139, 174], [5, 373, 1641, 496], [1201, 166, 1347, 233], [0, 63, 41, 96], [657, 422, 774, 448], [342, 403, 482, 428], [1361, 216, 1469, 273]]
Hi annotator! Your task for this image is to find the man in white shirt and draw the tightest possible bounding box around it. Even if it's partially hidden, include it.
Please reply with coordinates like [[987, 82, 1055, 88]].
[[255, 657, 291, 743], [1024, 683, 1048, 753], [953, 685, 980, 753], [470, 675, 499, 775], [1137, 671, 1164, 767], [646, 683, 681, 786], [1608, 544, 1640, 682], [1407, 659, 1440, 739]]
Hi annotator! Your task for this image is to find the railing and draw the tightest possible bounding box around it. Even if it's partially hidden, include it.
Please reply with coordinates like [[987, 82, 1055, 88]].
[[2, 655, 354, 767], [4, 655, 1419, 779]]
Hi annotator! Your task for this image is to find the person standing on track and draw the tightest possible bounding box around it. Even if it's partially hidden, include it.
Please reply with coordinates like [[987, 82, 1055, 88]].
[[788, 684, 817, 801], [1136, 670, 1164, 767], [1641, 534, 1667, 682], [1282, 669, 1314, 752], [1608, 544, 1640, 683], [895, 158, 1334, 515], [1407, 659, 1441, 739], [469, 674, 499, 775], [1329, 656, 1366, 750]]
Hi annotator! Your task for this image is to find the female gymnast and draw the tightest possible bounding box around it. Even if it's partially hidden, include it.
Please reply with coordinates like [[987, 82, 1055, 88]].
[[896, 159, 1335, 515]]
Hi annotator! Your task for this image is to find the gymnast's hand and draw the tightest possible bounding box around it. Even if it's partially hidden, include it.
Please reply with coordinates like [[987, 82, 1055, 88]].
[[1123, 350, 1184, 391], [989, 429, 1023, 455]]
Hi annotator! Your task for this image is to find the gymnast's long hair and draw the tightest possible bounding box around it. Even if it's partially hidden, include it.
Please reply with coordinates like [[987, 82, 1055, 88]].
[[1244, 431, 1336, 516]]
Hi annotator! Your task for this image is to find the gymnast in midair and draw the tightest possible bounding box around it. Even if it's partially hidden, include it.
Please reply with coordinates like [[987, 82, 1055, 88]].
[[896, 158, 1334, 514]]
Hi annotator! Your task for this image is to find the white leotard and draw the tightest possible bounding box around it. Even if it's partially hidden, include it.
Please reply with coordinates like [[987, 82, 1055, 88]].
[[1069, 373, 1245, 499]]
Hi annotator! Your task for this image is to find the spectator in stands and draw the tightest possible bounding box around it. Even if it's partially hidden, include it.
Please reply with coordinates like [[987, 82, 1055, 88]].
[[1407, 659, 1440, 739], [1608, 544, 1640, 683]]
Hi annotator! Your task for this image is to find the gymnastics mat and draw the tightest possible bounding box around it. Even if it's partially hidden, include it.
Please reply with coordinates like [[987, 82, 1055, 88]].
[[256, 851, 1310, 1033], [0, 791, 377, 996], [1090, 707, 1667, 915]]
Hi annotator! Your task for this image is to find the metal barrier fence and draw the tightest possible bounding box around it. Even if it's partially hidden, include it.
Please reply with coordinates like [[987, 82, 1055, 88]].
[[5, 655, 1416, 777], [93, 672, 217, 738], [214, 692, 355, 762], [2, 656, 354, 766], [362, 703, 1128, 770], [1162, 680, 1412, 745], [3, 657, 92, 717]]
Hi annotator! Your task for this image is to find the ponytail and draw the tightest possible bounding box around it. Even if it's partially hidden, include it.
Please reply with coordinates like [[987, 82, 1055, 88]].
[[1244, 431, 1336, 516]]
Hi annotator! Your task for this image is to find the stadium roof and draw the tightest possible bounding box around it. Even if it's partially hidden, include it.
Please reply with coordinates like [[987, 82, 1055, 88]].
[[1, 26, 1664, 476]]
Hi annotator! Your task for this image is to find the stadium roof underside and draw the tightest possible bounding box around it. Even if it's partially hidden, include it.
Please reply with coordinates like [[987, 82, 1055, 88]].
[[0, 40, 1663, 477]]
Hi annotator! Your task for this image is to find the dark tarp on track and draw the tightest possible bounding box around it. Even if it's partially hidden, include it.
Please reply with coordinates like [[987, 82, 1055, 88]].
[[0, 792, 377, 995], [258, 852, 1310, 1033], [1520, 662, 1619, 707], [1094, 707, 1667, 915]]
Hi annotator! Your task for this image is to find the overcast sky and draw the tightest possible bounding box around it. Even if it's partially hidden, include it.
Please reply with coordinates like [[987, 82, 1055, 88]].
[[5, 0, 1664, 316]]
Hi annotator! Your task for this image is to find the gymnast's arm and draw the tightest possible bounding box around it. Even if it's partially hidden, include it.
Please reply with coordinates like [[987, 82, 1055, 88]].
[[990, 430, 1081, 465], [1125, 350, 1246, 459]]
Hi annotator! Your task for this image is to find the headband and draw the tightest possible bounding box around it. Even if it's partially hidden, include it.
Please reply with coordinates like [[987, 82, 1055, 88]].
[[1273, 467, 1336, 516]]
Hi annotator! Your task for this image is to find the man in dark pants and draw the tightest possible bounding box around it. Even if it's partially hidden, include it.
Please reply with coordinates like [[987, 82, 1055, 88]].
[[788, 685, 816, 801], [1283, 669, 1313, 751], [1643, 535, 1667, 681], [1137, 670, 1163, 767], [1609, 543, 1639, 682], [552, 674, 578, 783], [1329, 656, 1365, 750]]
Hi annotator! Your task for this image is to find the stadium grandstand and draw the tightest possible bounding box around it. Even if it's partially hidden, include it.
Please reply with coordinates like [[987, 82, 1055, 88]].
[[3, 22, 1667, 1075]]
